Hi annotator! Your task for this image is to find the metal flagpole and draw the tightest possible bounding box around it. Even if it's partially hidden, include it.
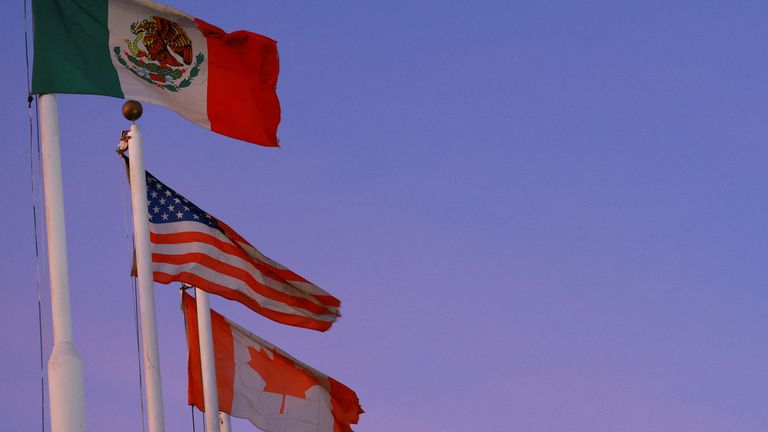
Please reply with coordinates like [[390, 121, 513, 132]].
[[122, 101, 166, 432], [219, 411, 232, 432], [39, 94, 87, 432], [195, 288, 222, 432]]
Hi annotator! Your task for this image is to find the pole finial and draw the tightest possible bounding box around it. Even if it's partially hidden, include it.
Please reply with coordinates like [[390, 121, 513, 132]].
[[122, 100, 143, 122]]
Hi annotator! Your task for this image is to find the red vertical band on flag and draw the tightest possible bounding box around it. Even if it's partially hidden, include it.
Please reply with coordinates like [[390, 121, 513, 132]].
[[184, 294, 203, 408], [195, 19, 281, 146], [329, 378, 364, 432], [184, 293, 236, 412]]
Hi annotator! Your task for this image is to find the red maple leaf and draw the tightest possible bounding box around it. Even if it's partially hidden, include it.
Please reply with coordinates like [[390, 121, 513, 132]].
[[247, 346, 319, 414]]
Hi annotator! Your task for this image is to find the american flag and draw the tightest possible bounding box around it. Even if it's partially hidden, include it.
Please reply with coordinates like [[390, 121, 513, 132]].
[[144, 171, 340, 331]]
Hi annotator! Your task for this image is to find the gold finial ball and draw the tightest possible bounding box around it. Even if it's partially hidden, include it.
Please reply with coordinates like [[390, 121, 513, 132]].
[[122, 100, 143, 121]]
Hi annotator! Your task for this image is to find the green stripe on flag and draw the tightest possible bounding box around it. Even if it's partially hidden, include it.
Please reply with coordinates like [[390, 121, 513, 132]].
[[32, 0, 123, 97]]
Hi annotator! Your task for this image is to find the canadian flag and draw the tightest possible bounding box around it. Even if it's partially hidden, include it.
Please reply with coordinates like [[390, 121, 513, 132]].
[[182, 293, 363, 432]]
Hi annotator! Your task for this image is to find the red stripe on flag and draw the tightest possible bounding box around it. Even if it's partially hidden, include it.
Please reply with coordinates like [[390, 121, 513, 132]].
[[152, 231, 302, 283], [195, 19, 280, 146], [312, 294, 342, 308], [215, 220, 320, 286], [151, 230, 324, 290], [151, 231, 245, 261], [160, 271, 334, 332], [153, 252, 335, 316]]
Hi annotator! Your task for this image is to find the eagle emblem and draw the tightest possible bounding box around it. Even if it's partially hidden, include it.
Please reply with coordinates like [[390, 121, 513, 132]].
[[113, 16, 205, 92]]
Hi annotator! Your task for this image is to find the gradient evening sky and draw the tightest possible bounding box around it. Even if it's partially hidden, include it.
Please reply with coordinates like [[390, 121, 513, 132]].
[[2, 1, 768, 431]]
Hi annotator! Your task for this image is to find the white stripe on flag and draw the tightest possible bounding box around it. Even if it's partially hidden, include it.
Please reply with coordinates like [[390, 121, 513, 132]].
[[153, 261, 337, 322], [151, 241, 338, 314]]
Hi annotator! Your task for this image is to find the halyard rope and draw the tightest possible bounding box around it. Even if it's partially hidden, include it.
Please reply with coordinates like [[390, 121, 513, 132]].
[[24, 0, 46, 429]]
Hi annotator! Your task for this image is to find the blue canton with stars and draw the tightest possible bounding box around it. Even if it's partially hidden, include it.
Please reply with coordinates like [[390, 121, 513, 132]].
[[145, 171, 222, 232]]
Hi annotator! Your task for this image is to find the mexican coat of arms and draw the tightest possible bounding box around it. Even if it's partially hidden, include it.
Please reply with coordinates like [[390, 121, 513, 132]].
[[113, 15, 205, 92]]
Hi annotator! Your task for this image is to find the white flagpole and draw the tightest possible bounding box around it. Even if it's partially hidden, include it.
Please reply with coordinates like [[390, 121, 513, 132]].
[[219, 411, 232, 432], [39, 94, 87, 432], [122, 101, 166, 432], [219, 412, 232, 432], [195, 288, 222, 432]]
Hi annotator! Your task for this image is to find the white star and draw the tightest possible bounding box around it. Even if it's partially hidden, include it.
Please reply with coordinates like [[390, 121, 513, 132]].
[[151, 191, 158, 198], [159, 198, 166, 205], [168, 205, 175, 212], [164, 190, 172, 197], [174, 198, 181, 204], [176, 211, 184, 218], [155, 183, 163, 189], [183, 206, 190, 211], [193, 214, 200, 220], [161, 213, 169, 221], [152, 206, 160, 213]]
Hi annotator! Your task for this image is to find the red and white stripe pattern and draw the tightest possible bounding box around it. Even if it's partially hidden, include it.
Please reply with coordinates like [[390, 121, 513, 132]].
[[145, 171, 340, 331]]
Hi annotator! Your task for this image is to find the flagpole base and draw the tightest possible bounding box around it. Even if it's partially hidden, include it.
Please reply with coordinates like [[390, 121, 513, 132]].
[[48, 342, 86, 432]]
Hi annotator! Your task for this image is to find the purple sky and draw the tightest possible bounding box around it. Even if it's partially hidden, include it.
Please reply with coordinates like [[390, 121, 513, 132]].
[[3, 1, 768, 431]]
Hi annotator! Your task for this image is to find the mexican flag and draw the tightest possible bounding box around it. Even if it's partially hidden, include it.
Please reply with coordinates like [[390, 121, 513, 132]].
[[32, 0, 280, 146]]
